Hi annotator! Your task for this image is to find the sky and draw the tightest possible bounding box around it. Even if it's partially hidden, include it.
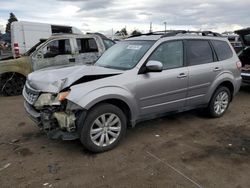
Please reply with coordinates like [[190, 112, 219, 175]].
[[0, 0, 249, 35]]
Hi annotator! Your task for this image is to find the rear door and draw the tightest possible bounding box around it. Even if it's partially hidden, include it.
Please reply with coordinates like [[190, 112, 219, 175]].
[[75, 38, 100, 65], [32, 38, 76, 70], [185, 39, 222, 106]]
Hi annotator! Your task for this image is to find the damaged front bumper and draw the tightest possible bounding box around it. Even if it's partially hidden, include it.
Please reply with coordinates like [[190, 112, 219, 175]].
[[24, 101, 81, 140], [23, 84, 83, 140]]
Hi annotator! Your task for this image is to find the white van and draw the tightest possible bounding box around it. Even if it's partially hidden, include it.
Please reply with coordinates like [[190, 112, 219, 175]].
[[11, 21, 82, 58]]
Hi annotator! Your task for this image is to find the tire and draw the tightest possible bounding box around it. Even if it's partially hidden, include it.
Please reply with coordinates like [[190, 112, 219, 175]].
[[80, 103, 127, 153], [0, 73, 25, 96], [207, 86, 231, 118]]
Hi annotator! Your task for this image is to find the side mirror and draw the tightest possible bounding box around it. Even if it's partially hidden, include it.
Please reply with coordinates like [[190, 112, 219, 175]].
[[145, 60, 163, 72]]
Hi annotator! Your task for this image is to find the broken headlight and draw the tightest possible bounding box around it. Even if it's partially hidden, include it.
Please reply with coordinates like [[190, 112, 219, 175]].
[[34, 93, 61, 109]]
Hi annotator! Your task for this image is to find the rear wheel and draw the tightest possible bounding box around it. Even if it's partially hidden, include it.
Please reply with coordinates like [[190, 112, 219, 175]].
[[207, 86, 231, 118], [80, 103, 127, 153], [0, 73, 25, 96]]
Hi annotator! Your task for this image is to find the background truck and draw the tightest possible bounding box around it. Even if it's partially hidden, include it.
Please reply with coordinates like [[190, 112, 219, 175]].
[[11, 21, 83, 58], [0, 33, 115, 96]]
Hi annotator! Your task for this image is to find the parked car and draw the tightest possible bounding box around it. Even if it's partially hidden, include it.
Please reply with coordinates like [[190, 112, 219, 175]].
[[0, 33, 115, 96], [222, 32, 243, 53], [11, 21, 82, 58], [235, 28, 250, 83], [23, 30, 242, 153]]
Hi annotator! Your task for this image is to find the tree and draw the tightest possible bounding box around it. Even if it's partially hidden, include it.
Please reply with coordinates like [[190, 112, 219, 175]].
[[131, 30, 142, 36], [5, 13, 18, 33], [120, 28, 128, 36]]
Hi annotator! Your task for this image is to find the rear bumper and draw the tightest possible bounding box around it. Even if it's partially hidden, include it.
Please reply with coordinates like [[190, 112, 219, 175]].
[[234, 76, 242, 95]]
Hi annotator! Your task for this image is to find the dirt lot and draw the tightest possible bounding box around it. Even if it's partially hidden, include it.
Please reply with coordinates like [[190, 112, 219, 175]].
[[1, 87, 250, 188]]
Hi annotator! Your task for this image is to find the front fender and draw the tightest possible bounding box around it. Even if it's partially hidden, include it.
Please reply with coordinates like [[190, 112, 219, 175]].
[[67, 86, 139, 122], [0, 57, 31, 76]]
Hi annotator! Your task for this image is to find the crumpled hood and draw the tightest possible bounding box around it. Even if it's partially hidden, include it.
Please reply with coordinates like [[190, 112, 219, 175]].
[[27, 65, 123, 93]]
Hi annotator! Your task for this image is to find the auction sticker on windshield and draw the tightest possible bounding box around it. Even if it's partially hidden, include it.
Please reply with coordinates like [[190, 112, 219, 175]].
[[127, 45, 142, 50]]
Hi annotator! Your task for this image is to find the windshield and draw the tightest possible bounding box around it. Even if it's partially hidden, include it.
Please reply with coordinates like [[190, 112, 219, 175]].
[[24, 39, 46, 56], [95, 40, 154, 70]]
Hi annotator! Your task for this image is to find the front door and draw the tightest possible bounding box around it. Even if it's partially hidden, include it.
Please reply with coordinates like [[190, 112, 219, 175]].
[[32, 38, 75, 71], [135, 40, 188, 117]]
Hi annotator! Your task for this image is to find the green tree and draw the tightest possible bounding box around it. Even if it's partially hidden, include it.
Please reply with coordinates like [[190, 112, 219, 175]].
[[131, 30, 142, 36], [5, 13, 18, 33], [120, 28, 128, 36]]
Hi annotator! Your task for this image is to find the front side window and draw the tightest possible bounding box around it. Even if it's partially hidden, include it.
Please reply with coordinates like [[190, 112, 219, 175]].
[[187, 40, 214, 66], [212, 40, 233, 61], [43, 39, 71, 58], [149, 40, 183, 69], [95, 40, 154, 70], [76, 38, 98, 53]]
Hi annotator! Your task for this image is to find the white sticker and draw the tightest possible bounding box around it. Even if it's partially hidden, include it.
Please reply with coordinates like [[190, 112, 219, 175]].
[[127, 45, 142, 50]]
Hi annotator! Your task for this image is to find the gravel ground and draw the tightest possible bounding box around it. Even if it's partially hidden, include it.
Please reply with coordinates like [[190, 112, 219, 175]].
[[1, 86, 250, 188]]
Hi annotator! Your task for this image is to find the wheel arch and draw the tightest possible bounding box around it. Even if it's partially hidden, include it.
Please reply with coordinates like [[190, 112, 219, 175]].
[[88, 98, 133, 127]]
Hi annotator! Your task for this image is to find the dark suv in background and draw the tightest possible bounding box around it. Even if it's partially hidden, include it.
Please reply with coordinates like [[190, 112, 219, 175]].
[[235, 28, 250, 83]]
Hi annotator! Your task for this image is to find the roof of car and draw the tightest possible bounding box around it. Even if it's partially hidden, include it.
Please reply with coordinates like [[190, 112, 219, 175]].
[[49, 33, 109, 39]]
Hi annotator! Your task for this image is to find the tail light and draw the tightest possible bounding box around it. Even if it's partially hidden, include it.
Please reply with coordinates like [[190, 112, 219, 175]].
[[13, 43, 20, 58], [236, 61, 242, 70]]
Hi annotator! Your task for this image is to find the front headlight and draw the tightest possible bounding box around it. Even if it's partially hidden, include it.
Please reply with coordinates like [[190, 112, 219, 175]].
[[34, 93, 60, 109], [34, 91, 70, 109]]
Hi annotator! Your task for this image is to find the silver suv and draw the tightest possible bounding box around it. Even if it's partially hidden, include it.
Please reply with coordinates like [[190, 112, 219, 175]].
[[23, 31, 242, 152]]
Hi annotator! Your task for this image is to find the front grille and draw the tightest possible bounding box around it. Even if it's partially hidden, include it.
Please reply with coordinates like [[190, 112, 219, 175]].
[[23, 83, 40, 105]]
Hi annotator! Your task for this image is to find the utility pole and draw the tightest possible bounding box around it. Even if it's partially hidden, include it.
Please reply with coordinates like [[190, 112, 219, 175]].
[[149, 22, 152, 33], [163, 21, 167, 33]]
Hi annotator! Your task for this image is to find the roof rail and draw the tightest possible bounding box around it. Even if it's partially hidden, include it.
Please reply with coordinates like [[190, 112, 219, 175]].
[[128, 30, 222, 38], [161, 30, 222, 37]]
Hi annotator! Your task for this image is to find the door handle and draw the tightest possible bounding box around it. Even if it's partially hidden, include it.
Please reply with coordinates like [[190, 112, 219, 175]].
[[69, 58, 75, 62], [177, 73, 187, 78], [213, 67, 222, 72]]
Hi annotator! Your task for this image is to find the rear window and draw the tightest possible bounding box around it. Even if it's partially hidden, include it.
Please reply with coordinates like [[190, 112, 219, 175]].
[[76, 38, 98, 53], [212, 40, 233, 61], [187, 40, 214, 66]]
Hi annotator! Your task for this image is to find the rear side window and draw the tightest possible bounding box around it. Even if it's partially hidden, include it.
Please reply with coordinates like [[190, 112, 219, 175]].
[[187, 40, 214, 66], [212, 40, 233, 61], [76, 38, 98, 53]]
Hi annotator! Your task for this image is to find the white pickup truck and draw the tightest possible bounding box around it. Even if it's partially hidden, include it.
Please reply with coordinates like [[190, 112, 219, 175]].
[[0, 33, 115, 96]]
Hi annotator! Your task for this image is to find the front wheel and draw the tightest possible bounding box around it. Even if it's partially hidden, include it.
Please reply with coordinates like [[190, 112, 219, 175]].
[[207, 86, 231, 118], [80, 103, 127, 153]]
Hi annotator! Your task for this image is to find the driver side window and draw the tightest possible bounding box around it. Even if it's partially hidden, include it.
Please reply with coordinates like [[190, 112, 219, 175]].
[[149, 40, 183, 70], [43, 39, 71, 58]]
